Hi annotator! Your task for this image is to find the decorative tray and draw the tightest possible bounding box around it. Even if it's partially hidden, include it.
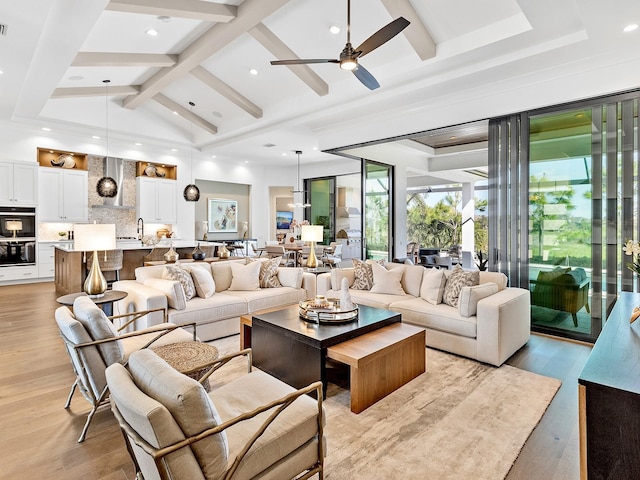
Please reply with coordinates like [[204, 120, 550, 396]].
[[299, 299, 358, 324]]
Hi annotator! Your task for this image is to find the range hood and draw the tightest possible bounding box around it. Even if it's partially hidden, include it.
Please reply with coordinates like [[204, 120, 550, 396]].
[[338, 207, 361, 217]]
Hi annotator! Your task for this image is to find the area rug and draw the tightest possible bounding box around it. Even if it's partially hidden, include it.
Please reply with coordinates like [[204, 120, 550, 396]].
[[209, 335, 561, 480]]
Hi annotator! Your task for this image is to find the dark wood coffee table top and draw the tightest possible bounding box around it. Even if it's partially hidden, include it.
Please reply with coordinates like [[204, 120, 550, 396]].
[[251, 304, 401, 349]]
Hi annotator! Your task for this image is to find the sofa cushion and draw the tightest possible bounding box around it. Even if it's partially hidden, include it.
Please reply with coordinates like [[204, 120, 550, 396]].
[[225, 287, 307, 313], [420, 268, 446, 305], [128, 350, 228, 479], [163, 265, 196, 300], [390, 298, 478, 338], [278, 267, 303, 289], [144, 278, 187, 310], [385, 263, 424, 297], [352, 258, 373, 290], [478, 271, 508, 291], [331, 269, 356, 290], [458, 283, 499, 317], [182, 264, 216, 299], [167, 294, 248, 326], [73, 296, 123, 366], [370, 262, 405, 295], [326, 288, 413, 310], [442, 266, 479, 307], [229, 261, 260, 291]]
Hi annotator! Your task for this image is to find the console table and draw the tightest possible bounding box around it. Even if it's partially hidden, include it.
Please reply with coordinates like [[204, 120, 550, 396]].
[[578, 292, 640, 479]]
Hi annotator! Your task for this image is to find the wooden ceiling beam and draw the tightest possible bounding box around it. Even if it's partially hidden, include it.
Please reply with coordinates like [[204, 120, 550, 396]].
[[379, 0, 436, 61], [249, 23, 328, 97], [152, 94, 218, 135], [191, 66, 263, 119], [72, 52, 178, 67], [123, 0, 291, 110], [106, 0, 237, 22], [51, 85, 140, 99]]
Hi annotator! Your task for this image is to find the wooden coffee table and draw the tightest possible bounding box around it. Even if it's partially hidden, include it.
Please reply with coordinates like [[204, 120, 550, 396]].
[[250, 304, 405, 398]]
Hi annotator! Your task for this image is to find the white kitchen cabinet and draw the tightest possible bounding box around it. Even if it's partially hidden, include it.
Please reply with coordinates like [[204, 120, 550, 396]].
[[0, 162, 38, 205], [37, 242, 69, 278], [136, 177, 177, 224], [38, 168, 88, 222], [0, 265, 39, 283]]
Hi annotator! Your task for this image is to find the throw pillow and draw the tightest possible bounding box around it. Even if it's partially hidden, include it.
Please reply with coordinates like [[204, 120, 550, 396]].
[[162, 264, 196, 300], [352, 258, 374, 290], [442, 265, 480, 307], [420, 268, 447, 305], [370, 262, 405, 295], [458, 283, 499, 317], [278, 266, 303, 289], [72, 296, 123, 365], [386, 262, 424, 297], [143, 278, 187, 310], [183, 264, 215, 298], [258, 257, 282, 288], [228, 261, 260, 291], [128, 350, 228, 479]]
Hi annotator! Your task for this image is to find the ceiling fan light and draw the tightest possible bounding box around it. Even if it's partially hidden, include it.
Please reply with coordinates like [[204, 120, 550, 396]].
[[340, 58, 357, 71]]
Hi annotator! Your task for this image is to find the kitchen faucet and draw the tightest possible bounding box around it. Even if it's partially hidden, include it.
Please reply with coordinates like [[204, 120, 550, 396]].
[[137, 217, 144, 241]]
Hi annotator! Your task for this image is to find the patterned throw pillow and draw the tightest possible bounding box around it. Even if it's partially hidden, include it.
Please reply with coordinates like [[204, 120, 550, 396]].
[[352, 258, 374, 290], [162, 264, 196, 300], [442, 265, 480, 307], [258, 257, 282, 288]]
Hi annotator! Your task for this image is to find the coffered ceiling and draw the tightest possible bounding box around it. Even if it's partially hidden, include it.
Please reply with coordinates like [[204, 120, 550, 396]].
[[1, 0, 640, 177]]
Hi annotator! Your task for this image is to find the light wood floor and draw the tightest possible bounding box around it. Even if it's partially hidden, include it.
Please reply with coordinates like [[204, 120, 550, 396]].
[[0, 282, 591, 479]]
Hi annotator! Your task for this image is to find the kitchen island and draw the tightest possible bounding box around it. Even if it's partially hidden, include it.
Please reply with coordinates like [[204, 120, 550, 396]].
[[53, 241, 222, 295]]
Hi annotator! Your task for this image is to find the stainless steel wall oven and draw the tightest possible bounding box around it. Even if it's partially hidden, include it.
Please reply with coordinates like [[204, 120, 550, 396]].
[[0, 207, 36, 266]]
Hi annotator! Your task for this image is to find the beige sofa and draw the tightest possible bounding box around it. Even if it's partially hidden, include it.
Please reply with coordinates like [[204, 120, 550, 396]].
[[317, 263, 530, 366], [114, 259, 315, 341]]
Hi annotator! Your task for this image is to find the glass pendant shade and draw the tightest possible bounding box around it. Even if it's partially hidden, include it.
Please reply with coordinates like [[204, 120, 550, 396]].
[[183, 184, 200, 201]]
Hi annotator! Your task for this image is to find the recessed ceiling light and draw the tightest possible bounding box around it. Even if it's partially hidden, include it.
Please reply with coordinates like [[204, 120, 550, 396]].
[[211, 111, 222, 118], [171, 148, 178, 152], [42, 127, 51, 132], [282, 153, 287, 156], [172, 111, 178, 115], [624, 24, 638, 32], [249, 68, 258, 75], [312, 146, 318, 150], [449, 136, 457, 140], [92, 135, 100, 139], [157, 16, 171, 23], [0, 70, 4, 75], [135, 142, 142, 146], [244, 160, 249, 164], [68, 75, 84, 81], [329, 25, 341, 34], [145, 28, 158, 37], [211, 155, 217, 158]]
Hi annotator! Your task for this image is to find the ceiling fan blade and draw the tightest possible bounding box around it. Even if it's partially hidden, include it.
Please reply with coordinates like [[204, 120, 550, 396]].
[[355, 17, 410, 58], [352, 63, 380, 90], [271, 59, 339, 65]]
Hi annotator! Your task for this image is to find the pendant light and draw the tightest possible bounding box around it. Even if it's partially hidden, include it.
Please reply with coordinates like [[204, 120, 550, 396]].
[[183, 101, 200, 202], [288, 150, 310, 208], [97, 79, 118, 198]]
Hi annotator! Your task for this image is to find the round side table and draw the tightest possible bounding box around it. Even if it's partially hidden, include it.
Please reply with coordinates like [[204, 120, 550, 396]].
[[56, 290, 128, 317], [153, 341, 219, 391]]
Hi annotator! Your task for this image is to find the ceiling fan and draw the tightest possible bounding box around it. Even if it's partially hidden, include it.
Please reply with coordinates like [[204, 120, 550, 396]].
[[270, 0, 410, 90]]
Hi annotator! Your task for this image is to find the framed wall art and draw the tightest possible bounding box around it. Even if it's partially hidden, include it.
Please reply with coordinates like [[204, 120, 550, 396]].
[[208, 198, 238, 232]]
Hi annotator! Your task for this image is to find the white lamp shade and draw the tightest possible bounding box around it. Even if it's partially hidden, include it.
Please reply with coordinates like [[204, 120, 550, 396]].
[[74, 223, 116, 251], [5, 220, 23, 231], [301, 225, 323, 242]]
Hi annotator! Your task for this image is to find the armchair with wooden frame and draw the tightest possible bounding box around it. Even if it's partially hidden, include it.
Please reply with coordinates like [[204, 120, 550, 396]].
[[107, 348, 325, 480], [55, 296, 197, 442]]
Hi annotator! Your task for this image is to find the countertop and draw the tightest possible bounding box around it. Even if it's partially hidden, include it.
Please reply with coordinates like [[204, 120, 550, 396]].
[[53, 240, 223, 252]]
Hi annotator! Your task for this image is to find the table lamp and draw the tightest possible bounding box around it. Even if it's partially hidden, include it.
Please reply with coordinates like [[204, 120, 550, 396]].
[[74, 223, 116, 298], [301, 225, 324, 268], [5, 220, 22, 239]]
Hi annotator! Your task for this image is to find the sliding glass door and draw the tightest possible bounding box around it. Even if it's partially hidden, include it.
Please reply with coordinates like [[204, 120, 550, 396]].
[[363, 160, 393, 261]]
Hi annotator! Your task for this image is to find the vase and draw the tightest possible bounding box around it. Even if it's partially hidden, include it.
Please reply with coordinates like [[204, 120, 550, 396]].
[[164, 242, 179, 262], [218, 243, 230, 259], [192, 243, 206, 260]]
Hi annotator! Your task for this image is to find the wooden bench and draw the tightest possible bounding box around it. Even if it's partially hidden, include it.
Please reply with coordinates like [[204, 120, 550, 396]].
[[327, 323, 426, 413]]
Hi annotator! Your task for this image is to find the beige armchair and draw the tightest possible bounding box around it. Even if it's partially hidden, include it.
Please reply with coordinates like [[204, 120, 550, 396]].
[[107, 348, 325, 480], [55, 296, 196, 442]]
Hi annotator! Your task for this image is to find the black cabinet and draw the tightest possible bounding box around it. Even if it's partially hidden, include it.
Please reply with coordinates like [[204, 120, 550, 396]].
[[578, 292, 640, 479]]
